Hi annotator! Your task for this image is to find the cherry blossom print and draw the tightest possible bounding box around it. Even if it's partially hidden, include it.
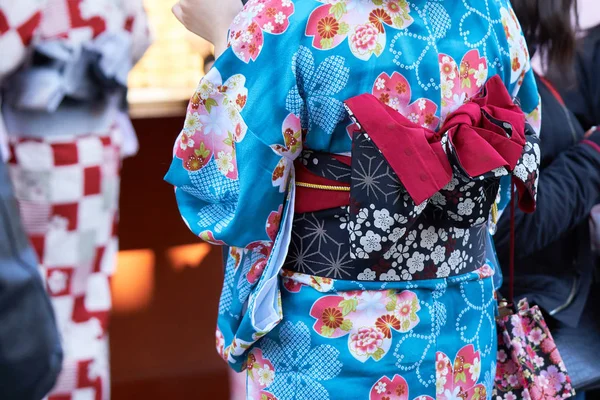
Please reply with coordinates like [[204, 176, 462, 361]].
[[270, 113, 302, 192], [228, 0, 295, 62], [306, 0, 414, 60], [438, 50, 488, 121], [175, 69, 248, 178], [436, 345, 487, 400], [369, 374, 435, 400], [246, 349, 278, 400], [500, 6, 530, 84], [309, 290, 420, 362], [371, 72, 440, 130]]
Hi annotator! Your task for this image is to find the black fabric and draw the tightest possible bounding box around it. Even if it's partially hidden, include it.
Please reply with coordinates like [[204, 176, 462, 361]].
[[0, 161, 63, 400], [495, 74, 600, 329], [558, 24, 600, 132]]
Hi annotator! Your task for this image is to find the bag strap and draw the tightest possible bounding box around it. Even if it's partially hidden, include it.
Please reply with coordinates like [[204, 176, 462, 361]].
[[509, 179, 516, 305]]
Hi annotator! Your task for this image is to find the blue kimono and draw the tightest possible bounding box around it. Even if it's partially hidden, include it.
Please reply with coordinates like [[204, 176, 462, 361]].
[[165, 1, 541, 399]]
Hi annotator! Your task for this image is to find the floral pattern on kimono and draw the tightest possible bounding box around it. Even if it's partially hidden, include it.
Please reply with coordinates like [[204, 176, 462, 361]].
[[229, 0, 295, 63], [306, 0, 414, 60], [165, 0, 543, 375]]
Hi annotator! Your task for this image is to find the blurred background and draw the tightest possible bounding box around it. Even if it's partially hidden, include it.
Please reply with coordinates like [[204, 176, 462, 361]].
[[110, 0, 228, 398]]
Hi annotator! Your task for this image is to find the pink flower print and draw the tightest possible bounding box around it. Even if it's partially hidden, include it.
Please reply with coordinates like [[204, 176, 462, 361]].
[[350, 326, 385, 357], [245, 241, 273, 283], [306, 1, 413, 60], [349, 23, 382, 57], [216, 329, 225, 359], [229, 0, 295, 62], [436, 345, 487, 400], [247, 349, 278, 400], [175, 70, 248, 178], [438, 50, 488, 122], [310, 290, 420, 362], [369, 374, 409, 400], [527, 327, 545, 346], [266, 205, 283, 241], [371, 72, 439, 130], [504, 392, 518, 400], [271, 114, 302, 192], [541, 366, 566, 392]]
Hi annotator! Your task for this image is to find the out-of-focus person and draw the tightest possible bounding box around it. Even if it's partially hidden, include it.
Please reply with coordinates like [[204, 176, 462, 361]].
[[0, 1, 150, 399], [0, 5, 64, 393], [496, 0, 600, 397]]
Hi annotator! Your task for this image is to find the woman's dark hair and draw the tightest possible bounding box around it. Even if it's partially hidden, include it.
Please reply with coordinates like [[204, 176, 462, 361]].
[[512, 0, 578, 78]]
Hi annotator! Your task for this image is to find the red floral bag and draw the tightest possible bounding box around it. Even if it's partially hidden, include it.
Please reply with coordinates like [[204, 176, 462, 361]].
[[494, 183, 576, 399]]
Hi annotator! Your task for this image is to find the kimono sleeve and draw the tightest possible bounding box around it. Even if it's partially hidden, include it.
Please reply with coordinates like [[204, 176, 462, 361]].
[[0, 0, 45, 81], [164, 15, 300, 248]]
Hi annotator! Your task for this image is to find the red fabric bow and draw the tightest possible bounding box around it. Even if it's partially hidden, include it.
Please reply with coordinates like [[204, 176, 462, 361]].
[[344, 75, 526, 205]]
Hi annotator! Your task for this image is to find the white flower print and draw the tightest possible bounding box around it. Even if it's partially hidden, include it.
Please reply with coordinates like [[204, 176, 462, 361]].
[[197, 80, 215, 98], [393, 213, 408, 224], [360, 231, 383, 253], [438, 228, 448, 242], [457, 198, 475, 216], [257, 364, 275, 386], [179, 134, 194, 150], [431, 245, 446, 265], [492, 167, 509, 177], [242, 30, 253, 43], [357, 208, 370, 224], [216, 151, 234, 174], [436, 263, 451, 278], [356, 292, 386, 317], [373, 209, 393, 232], [282, 0, 292, 6], [274, 11, 286, 24], [408, 112, 420, 124], [469, 357, 481, 382], [47, 270, 68, 294], [474, 64, 488, 87], [263, 22, 274, 33], [348, 221, 363, 241], [441, 79, 455, 99], [431, 192, 447, 206], [420, 226, 438, 250], [184, 112, 202, 133], [448, 250, 462, 271], [375, 381, 387, 394], [453, 228, 465, 239], [375, 78, 386, 91], [199, 104, 228, 136], [443, 177, 459, 191], [388, 227, 406, 243], [357, 268, 377, 281], [514, 164, 528, 182], [380, 269, 401, 281], [401, 269, 413, 281], [407, 252, 425, 274], [418, 98, 427, 110], [523, 153, 537, 172], [338, 214, 349, 230]]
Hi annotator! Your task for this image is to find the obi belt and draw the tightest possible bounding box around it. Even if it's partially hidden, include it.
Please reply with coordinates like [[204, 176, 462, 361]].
[[285, 75, 540, 282]]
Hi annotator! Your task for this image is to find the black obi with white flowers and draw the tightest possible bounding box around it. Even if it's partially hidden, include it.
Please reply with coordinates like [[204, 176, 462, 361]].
[[285, 76, 540, 282]]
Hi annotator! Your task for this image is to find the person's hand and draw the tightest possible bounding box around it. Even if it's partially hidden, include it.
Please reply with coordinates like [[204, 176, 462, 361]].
[[172, 0, 242, 57]]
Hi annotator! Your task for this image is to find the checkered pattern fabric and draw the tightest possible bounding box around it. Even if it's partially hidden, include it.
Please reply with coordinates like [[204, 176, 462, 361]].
[[8, 128, 121, 400]]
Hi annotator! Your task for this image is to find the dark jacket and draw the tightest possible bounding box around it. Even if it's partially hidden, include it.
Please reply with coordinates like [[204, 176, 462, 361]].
[[0, 160, 63, 400], [560, 24, 600, 132], [495, 74, 600, 328]]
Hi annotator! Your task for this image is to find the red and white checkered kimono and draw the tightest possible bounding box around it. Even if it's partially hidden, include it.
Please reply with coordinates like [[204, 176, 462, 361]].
[[0, 1, 149, 399]]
